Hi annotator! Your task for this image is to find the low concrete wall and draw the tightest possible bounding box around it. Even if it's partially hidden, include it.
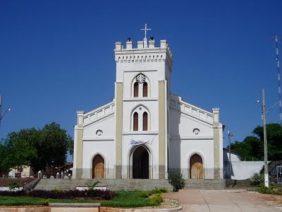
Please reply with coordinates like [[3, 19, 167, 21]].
[[0, 207, 99, 212], [0, 207, 49, 212], [35, 179, 173, 191], [0, 207, 182, 212]]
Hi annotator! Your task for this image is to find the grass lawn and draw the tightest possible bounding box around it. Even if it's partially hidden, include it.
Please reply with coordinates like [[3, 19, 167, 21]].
[[0, 190, 164, 208]]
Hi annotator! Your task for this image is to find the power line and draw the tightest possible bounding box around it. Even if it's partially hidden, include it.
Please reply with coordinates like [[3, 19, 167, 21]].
[[274, 35, 282, 124]]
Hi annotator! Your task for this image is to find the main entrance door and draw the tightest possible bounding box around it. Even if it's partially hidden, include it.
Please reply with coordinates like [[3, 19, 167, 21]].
[[190, 154, 204, 179], [132, 146, 149, 179], [92, 154, 104, 179]]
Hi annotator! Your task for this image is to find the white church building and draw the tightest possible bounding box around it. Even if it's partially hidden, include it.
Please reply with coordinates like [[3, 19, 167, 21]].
[[73, 30, 223, 180]]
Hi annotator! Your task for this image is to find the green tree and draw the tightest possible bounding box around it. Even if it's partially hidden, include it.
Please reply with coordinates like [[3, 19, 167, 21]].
[[230, 123, 282, 161], [66, 134, 74, 156], [0, 142, 10, 176], [32, 122, 72, 172], [0, 122, 73, 174], [253, 123, 282, 160], [5, 129, 39, 168]]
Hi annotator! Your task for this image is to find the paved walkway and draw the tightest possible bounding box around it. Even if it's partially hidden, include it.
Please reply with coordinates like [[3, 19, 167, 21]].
[[164, 189, 282, 212]]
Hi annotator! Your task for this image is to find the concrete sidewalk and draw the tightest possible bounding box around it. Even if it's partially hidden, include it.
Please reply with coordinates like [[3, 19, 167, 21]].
[[164, 189, 282, 212]]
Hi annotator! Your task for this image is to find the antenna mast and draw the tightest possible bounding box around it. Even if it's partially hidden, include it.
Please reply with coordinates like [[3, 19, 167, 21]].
[[274, 35, 282, 124]]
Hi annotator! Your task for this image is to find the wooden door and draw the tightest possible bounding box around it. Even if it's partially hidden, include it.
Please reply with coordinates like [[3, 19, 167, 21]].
[[92, 155, 104, 179], [190, 154, 203, 179]]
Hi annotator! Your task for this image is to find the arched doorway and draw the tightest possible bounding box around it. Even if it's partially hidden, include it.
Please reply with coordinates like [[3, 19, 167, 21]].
[[190, 154, 204, 179], [92, 154, 104, 179], [132, 146, 149, 179]]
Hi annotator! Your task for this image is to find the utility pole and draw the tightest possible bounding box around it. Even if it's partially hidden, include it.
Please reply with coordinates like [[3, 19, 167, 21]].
[[262, 89, 269, 187], [227, 131, 234, 174], [227, 130, 234, 178]]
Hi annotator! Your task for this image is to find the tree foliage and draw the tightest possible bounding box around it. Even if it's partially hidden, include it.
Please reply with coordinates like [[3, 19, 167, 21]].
[[0, 143, 10, 174], [0, 122, 73, 175], [230, 123, 282, 161]]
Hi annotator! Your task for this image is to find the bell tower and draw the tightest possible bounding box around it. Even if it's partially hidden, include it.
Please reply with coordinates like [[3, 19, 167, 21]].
[[113, 26, 173, 179]]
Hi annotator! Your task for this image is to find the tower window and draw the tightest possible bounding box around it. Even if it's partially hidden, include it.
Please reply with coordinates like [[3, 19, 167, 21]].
[[134, 82, 139, 97], [133, 112, 138, 131], [143, 112, 148, 131], [143, 82, 148, 97]]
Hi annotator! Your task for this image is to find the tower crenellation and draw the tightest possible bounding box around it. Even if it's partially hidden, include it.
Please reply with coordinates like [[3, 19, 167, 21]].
[[114, 39, 173, 68]]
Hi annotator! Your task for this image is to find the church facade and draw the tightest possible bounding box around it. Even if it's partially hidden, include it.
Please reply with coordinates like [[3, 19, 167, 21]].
[[73, 36, 223, 180]]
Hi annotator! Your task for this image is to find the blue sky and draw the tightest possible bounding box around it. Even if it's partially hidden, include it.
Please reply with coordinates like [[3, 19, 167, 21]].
[[0, 0, 281, 146]]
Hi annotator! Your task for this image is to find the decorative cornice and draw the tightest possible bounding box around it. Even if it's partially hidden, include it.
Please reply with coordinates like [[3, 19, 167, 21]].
[[83, 138, 114, 142], [123, 131, 159, 136], [170, 136, 213, 141], [123, 98, 158, 102], [169, 94, 214, 125]]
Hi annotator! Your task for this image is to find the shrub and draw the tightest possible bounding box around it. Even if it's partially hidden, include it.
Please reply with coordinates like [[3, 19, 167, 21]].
[[168, 170, 185, 192], [148, 188, 167, 196], [0, 191, 24, 196], [0, 189, 115, 200], [258, 185, 282, 195], [250, 173, 264, 186], [148, 193, 163, 206], [30, 189, 115, 200], [87, 180, 100, 190], [8, 182, 21, 190], [149, 188, 167, 195]]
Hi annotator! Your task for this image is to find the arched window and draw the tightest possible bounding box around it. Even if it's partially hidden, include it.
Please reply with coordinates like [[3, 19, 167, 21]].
[[133, 112, 138, 131], [134, 82, 139, 97], [143, 82, 148, 97], [143, 112, 148, 131]]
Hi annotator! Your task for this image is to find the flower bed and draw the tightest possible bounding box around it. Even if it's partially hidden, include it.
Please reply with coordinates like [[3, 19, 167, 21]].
[[0, 189, 115, 200], [0, 189, 167, 207]]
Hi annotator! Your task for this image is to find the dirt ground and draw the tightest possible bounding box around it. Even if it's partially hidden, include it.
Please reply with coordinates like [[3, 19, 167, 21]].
[[164, 189, 282, 212]]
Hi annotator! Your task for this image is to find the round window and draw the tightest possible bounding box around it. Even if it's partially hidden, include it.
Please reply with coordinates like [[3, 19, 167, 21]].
[[193, 128, 200, 135], [96, 129, 103, 136]]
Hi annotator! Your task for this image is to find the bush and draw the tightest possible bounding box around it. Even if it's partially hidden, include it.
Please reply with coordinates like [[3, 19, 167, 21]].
[[258, 185, 282, 195], [0, 189, 115, 200], [8, 182, 21, 190], [250, 173, 264, 186], [149, 188, 167, 195], [87, 180, 100, 190], [168, 170, 185, 192], [148, 193, 163, 205]]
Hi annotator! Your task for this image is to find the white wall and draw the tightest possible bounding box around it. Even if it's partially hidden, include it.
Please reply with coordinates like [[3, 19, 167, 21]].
[[83, 114, 115, 140], [180, 140, 215, 179], [82, 114, 116, 179], [82, 140, 116, 179], [229, 161, 264, 180], [169, 101, 216, 179]]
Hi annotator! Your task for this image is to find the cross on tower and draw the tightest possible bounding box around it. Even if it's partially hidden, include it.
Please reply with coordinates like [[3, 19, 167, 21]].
[[140, 24, 151, 40]]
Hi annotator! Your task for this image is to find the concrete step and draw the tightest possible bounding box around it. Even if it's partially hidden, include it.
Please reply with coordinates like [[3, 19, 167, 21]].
[[185, 179, 225, 189]]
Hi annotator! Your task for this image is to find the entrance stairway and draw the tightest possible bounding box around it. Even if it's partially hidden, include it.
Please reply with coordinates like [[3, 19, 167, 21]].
[[35, 179, 225, 191]]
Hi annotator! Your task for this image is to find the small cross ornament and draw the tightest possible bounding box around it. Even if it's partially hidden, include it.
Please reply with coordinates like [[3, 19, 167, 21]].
[[140, 24, 151, 40]]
